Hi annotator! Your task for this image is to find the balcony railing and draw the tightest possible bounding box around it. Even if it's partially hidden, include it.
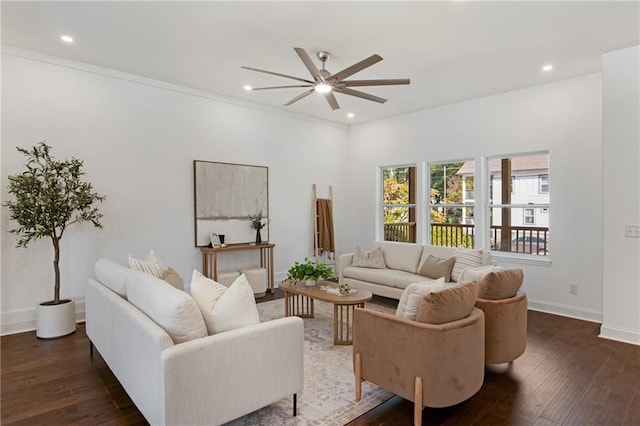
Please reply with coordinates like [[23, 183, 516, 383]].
[[384, 222, 416, 243], [383, 222, 549, 255]]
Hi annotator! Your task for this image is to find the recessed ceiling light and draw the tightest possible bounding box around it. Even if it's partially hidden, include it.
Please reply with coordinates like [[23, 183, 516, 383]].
[[244, 85, 252, 91], [61, 35, 74, 43], [347, 113, 355, 118], [542, 64, 553, 72]]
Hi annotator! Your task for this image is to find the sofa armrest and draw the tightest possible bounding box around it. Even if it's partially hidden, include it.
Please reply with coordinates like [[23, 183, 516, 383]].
[[161, 316, 304, 425], [353, 308, 484, 408], [337, 253, 355, 280]]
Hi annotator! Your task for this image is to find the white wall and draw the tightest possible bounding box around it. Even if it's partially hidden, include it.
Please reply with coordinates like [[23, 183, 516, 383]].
[[346, 74, 605, 322], [1, 50, 349, 334], [601, 45, 640, 345]]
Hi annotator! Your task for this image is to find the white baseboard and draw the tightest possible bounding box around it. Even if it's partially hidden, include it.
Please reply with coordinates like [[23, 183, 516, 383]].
[[599, 325, 640, 346], [1, 299, 86, 336], [527, 298, 603, 323]]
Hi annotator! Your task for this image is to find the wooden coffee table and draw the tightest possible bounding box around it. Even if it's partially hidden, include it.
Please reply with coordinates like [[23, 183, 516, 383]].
[[279, 280, 373, 345]]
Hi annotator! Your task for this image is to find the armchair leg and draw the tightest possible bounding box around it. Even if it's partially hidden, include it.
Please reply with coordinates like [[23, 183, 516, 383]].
[[355, 353, 362, 401], [293, 393, 297, 417], [414, 376, 423, 426]]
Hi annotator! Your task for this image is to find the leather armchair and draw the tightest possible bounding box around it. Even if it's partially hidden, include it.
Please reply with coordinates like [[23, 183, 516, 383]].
[[353, 307, 485, 426]]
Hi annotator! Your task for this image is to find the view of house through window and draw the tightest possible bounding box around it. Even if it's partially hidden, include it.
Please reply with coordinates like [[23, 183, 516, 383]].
[[382, 166, 416, 242], [489, 153, 550, 255], [428, 161, 475, 248]]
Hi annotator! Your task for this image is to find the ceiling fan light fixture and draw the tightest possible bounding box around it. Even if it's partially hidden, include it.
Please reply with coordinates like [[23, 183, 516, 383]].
[[314, 83, 332, 93]]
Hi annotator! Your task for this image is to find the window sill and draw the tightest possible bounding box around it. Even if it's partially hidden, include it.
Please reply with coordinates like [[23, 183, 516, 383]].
[[491, 252, 553, 267]]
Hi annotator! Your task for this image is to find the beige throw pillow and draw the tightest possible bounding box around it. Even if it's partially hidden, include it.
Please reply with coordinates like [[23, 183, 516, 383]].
[[351, 245, 386, 269], [129, 250, 170, 279], [417, 255, 456, 282], [477, 269, 524, 300], [162, 268, 184, 290], [459, 265, 495, 284], [451, 247, 484, 282], [395, 278, 446, 320], [416, 281, 478, 325]]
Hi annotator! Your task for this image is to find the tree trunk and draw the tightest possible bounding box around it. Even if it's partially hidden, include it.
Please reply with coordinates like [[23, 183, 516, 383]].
[[53, 237, 61, 304]]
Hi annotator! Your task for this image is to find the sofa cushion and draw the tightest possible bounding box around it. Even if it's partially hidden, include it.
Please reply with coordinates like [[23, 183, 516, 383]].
[[373, 241, 423, 273], [477, 269, 524, 300], [459, 265, 495, 284], [351, 245, 386, 269], [417, 255, 456, 282], [126, 272, 207, 344], [129, 250, 170, 279], [190, 271, 260, 334], [451, 247, 485, 283], [396, 278, 446, 320], [416, 281, 479, 325], [94, 258, 134, 298]]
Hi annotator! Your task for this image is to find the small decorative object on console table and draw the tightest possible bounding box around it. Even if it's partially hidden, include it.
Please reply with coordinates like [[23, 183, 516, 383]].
[[249, 210, 267, 244], [285, 257, 334, 287]]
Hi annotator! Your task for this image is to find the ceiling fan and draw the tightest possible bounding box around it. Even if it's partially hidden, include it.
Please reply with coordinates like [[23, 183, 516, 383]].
[[241, 47, 410, 110]]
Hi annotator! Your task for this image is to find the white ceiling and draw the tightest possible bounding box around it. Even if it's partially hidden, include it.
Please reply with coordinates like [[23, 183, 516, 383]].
[[2, 1, 639, 125]]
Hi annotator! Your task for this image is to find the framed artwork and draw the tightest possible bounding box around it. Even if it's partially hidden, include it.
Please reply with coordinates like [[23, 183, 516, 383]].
[[210, 233, 221, 247], [194, 160, 269, 246]]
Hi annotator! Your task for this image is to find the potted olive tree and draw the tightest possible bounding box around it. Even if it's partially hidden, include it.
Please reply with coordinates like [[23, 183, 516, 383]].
[[4, 142, 106, 338]]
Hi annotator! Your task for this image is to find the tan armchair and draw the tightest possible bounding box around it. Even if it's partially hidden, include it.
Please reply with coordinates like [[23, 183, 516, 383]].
[[475, 292, 528, 364], [353, 308, 485, 426]]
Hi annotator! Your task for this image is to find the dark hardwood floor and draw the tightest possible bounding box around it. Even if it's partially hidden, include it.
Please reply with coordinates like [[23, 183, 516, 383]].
[[2, 292, 639, 425]]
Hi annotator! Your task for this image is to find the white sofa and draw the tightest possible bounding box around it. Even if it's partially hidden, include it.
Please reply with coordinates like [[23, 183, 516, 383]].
[[338, 241, 493, 299], [86, 259, 304, 426]]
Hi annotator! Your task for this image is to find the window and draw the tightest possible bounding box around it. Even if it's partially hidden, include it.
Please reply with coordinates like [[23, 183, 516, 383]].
[[382, 166, 416, 243], [427, 160, 474, 248], [524, 208, 535, 225], [539, 174, 549, 193], [488, 153, 550, 256]]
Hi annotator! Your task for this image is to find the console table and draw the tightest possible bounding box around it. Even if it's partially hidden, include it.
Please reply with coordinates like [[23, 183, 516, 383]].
[[200, 243, 275, 293]]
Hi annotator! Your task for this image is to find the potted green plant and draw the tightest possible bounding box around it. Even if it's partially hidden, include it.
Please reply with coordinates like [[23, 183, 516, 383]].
[[249, 210, 267, 244], [286, 257, 334, 287], [4, 142, 106, 338]]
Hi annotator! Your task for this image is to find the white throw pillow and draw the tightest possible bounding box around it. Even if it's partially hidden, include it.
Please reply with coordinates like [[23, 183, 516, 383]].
[[190, 270, 260, 335], [451, 247, 484, 283], [459, 265, 495, 284], [396, 277, 446, 320], [129, 249, 169, 279]]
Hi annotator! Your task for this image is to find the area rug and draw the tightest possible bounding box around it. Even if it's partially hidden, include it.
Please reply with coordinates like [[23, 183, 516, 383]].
[[225, 298, 396, 425]]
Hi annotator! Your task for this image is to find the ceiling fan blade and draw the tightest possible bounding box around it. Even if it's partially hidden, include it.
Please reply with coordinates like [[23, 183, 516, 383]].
[[241, 66, 314, 84], [323, 91, 340, 110], [328, 54, 383, 83], [335, 87, 388, 104], [283, 89, 315, 106], [294, 47, 323, 82], [342, 78, 410, 87], [251, 84, 313, 91]]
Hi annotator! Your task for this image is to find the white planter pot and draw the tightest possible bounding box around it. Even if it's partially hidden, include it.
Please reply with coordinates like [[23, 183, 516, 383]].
[[304, 279, 316, 287], [36, 299, 76, 339]]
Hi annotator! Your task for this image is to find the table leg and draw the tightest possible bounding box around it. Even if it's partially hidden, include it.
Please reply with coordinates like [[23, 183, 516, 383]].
[[333, 303, 363, 346]]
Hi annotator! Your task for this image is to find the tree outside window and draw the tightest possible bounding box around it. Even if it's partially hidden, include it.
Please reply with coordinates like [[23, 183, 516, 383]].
[[382, 166, 416, 242]]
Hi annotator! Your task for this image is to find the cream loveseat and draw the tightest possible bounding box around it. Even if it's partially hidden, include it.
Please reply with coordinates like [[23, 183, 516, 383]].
[[338, 241, 493, 299], [86, 259, 304, 425]]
